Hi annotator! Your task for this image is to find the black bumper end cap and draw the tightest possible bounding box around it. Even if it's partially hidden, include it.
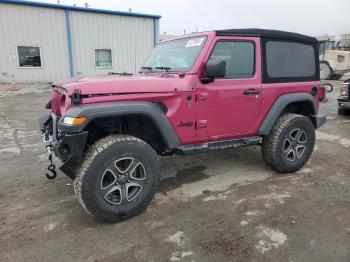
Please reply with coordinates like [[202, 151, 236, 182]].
[[312, 114, 326, 129]]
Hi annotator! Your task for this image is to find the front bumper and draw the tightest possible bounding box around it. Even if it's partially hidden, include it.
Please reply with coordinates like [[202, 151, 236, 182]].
[[39, 113, 88, 177], [337, 97, 350, 108]]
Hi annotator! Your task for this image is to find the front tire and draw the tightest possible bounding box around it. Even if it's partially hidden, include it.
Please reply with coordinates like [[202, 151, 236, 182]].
[[73, 135, 160, 222], [261, 114, 315, 173]]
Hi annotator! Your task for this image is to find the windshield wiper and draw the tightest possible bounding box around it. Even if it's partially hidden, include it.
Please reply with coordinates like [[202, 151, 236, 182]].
[[155, 66, 171, 72], [141, 66, 153, 71]]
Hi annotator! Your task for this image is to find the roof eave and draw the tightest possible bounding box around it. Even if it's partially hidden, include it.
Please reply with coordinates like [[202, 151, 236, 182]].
[[0, 0, 161, 19]]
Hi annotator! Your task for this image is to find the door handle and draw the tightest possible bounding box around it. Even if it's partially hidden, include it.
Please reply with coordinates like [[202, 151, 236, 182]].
[[243, 89, 260, 95]]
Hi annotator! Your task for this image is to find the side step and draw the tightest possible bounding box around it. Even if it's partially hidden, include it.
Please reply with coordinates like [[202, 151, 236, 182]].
[[175, 136, 262, 155]]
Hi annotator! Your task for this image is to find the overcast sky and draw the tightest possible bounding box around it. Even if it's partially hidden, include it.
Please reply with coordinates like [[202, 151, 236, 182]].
[[36, 0, 349, 38]]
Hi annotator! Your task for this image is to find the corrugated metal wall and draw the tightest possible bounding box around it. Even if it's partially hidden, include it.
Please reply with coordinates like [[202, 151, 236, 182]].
[[70, 11, 155, 76], [0, 3, 70, 83], [0, 3, 158, 83]]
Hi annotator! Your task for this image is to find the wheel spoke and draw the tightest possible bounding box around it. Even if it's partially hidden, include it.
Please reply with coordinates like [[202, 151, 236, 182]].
[[297, 130, 307, 144], [106, 161, 121, 176], [284, 139, 292, 153], [126, 182, 143, 201], [286, 148, 296, 161], [100, 169, 117, 190], [103, 185, 122, 205], [120, 186, 128, 204], [129, 160, 146, 181], [296, 145, 306, 158], [290, 128, 300, 141], [115, 157, 134, 174]]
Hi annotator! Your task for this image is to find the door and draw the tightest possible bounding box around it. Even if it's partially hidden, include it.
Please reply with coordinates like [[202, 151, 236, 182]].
[[196, 38, 262, 139]]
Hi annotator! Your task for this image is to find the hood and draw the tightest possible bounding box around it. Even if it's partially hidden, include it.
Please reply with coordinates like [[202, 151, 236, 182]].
[[53, 73, 194, 96]]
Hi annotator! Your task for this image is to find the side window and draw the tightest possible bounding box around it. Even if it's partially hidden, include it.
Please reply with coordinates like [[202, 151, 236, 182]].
[[265, 41, 315, 78], [208, 41, 255, 79], [94, 49, 112, 68], [17, 46, 42, 68]]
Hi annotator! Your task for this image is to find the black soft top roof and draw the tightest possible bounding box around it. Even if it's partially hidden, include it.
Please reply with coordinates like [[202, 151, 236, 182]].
[[215, 28, 317, 43]]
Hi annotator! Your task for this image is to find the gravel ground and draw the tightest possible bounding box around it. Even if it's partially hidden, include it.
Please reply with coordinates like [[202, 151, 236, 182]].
[[0, 81, 349, 262]]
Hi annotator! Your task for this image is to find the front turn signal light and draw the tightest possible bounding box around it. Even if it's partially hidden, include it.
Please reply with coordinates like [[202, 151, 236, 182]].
[[63, 116, 87, 126]]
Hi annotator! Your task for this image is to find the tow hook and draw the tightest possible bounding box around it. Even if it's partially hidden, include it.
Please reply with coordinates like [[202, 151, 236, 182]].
[[45, 144, 57, 180]]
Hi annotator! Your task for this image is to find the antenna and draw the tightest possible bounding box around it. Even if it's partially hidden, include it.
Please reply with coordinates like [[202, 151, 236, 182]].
[[84, 3, 90, 8], [128, 8, 132, 13], [57, 0, 60, 4]]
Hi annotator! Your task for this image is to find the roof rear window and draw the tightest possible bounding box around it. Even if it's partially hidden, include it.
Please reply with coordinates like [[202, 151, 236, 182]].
[[264, 40, 318, 82]]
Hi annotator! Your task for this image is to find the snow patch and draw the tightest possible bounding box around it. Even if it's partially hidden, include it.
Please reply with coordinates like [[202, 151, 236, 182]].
[[170, 251, 194, 261], [339, 138, 350, 148], [166, 231, 186, 246], [240, 220, 249, 226], [297, 168, 313, 174], [202, 193, 227, 202], [316, 131, 350, 148], [316, 131, 340, 141], [234, 199, 246, 205], [44, 223, 56, 232], [166, 170, 270, 201], [255, 226, 287, 254], [0, 146, 20, 154], [246, 211, 260, 216], [256, 192, 290, 204]]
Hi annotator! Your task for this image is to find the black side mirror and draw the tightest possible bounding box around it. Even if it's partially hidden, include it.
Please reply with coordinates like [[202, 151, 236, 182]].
[[201, 60, 226, 84]]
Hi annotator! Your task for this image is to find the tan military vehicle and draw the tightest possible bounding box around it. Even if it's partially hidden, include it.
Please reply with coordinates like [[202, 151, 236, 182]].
[[319, 34, 350, 80]]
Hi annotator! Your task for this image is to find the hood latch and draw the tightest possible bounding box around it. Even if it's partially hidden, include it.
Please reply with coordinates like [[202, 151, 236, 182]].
[[72, 89, 81, 105]]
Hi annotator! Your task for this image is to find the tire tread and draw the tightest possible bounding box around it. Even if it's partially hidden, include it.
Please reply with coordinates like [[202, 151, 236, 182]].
[[261, 113, 315, 173], [73, 135, 160, 222]]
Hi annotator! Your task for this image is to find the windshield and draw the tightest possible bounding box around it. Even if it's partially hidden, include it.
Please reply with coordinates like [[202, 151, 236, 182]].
[[318, 41, 335, 55], [142, 36, 207, 72]]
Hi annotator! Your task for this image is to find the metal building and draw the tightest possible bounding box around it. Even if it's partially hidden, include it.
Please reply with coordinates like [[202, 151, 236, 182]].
[[0, 0, 160, 83]]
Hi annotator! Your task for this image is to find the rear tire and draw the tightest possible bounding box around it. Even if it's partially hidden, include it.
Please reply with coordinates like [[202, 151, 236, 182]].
[[320, 62, 333, 80], [261, 114, 315, 173], [73, 135, 160, 222]]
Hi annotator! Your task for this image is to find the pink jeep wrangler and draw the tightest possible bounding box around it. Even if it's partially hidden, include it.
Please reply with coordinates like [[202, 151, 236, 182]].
[[39, 29, 326, 222]]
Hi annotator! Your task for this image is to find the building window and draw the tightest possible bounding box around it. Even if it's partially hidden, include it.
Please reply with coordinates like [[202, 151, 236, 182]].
[[17, 46, 42, 68], [208, 41, 255, 79], [94, 49, 112, 68]]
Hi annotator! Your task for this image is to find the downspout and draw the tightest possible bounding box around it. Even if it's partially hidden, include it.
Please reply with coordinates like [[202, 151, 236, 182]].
[[65, 9, 74, 77], [153, 18, 158, 47]]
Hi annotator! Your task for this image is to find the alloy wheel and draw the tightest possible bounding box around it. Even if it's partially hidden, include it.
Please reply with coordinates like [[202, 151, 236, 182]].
[[283, 128, 308, 162], [100, 157, 146, 205]]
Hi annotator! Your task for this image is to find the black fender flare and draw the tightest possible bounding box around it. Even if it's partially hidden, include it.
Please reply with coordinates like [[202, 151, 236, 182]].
[[57, 101, 180, 148], [258, 93, 317, 136]]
